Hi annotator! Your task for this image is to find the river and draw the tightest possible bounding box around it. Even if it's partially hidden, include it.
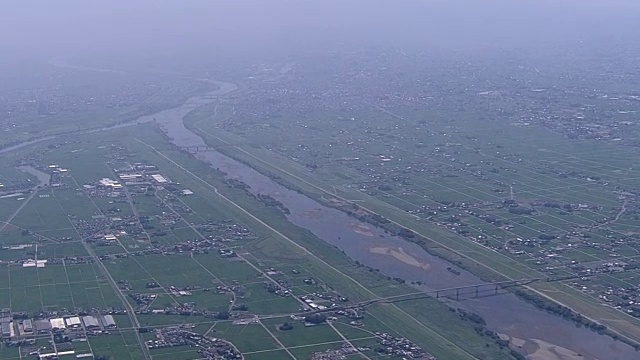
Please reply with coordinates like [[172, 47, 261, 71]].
[[152, 85, 637, 360], [5, 62, 637, 358]]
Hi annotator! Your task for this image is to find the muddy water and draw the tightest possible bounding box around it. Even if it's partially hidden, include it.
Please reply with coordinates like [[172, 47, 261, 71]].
[[153, 85, 638, 360]]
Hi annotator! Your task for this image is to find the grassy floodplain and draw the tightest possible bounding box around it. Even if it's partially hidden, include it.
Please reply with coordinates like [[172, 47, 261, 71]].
[[184, 97, 640, 347]]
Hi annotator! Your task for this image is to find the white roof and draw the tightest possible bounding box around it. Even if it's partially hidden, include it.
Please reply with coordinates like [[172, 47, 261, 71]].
[[39, 351, 74, 359], [50, 318, 66, 329], [65, 317, 81, 326], [119, 174, 142, 179], [151, 174, 168, 183], [100, 178, 121, 187], [23, 259, 47, 268]]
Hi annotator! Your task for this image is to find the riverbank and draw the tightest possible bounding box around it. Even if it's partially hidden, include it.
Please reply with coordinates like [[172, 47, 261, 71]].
[[182, 104, 640, 359], [127, 123, 520, 360]]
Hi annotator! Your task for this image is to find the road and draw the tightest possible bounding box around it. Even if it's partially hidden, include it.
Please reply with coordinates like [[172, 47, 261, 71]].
[[65, 176, 152, 360], [0, 186, 40, 233], [327, 320, 372, 360], [135, 137, 482, 360], [79, 234, 152, 360], [155, 189, 376, 360], [189, 121, 640, 344]]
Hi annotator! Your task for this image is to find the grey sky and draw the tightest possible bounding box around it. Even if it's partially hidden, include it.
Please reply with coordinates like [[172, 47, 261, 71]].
[[1, 0, 639, 67]]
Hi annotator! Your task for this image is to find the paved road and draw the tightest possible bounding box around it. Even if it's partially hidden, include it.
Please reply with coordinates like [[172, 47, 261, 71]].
[[67, 176, 152, 360], [81, 241, 152, 360], [135, 138, 481, 360]]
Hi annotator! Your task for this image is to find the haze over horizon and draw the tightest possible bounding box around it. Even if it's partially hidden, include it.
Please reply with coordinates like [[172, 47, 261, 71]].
[[1, 0, 639, 72]]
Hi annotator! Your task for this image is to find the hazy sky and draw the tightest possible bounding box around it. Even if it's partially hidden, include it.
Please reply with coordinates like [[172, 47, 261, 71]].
[[1, 0, 639, 68]]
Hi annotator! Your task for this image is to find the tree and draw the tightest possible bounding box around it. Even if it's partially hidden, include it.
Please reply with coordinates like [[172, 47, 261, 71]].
[[279, 322, 293, 331], [216, 311, 230, 320], [304, 314, 326, 325]]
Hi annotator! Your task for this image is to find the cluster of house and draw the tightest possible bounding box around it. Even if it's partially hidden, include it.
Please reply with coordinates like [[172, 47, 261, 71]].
[[375, 332, 434, 359], [147, 327, 242, 359], [311, 343, 359, 360], [300, 291, 350, 312]]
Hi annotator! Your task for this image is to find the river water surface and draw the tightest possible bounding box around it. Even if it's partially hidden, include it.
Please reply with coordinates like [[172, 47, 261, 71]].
[[152, 85, 638, 360], [3, 67, 637, 359]]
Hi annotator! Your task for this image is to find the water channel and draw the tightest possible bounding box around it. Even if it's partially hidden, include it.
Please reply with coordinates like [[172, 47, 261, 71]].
[[16, 165, 51, 187], [2, 72, 636, 359]]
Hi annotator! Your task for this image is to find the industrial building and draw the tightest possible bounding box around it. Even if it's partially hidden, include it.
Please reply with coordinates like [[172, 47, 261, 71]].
[[22, 319, 33, 333], [22, 259, 47, 268], [151, 174, 168, 183], [101, 315, 116, 328], [65, 316, 81, 328], [50, 318, 66, 330], [99, 178, 122, 189], [0, 317, 11, 338], [82, 316, 101, 330], [34, 319, 51, 333]]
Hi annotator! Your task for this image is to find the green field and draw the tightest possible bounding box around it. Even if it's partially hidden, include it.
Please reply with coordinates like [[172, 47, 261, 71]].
[[183, 88, 640, 348], [0, 123, 520, 359]]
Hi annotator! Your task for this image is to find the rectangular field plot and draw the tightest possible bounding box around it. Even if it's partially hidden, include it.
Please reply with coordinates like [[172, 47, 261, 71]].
[[192, 254, 262, 283], [88, 331, 146, 360], [261, 318, 342, 348], [10, 194, 72, 232], [212, 321, 280, 353], [0, 263, 121, 312], [133, 254, 221, 288], [0, 198, 25, 223], [0, 347, 21, 360], [150, 346, 202, 360], [136, 314, 211, 328], [31, 242, 89, 259], [52, 188, 102, 220], [243, 349, 294, 360]]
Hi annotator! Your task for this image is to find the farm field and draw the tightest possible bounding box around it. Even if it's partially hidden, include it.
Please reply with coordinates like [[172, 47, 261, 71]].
[[0, 124, 517, 359], [184, 76, 640, 348]]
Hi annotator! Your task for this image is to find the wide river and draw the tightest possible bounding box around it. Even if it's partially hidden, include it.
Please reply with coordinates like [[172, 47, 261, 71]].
[[152, 83, 637, 360], [3, 70, 637, 359]]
